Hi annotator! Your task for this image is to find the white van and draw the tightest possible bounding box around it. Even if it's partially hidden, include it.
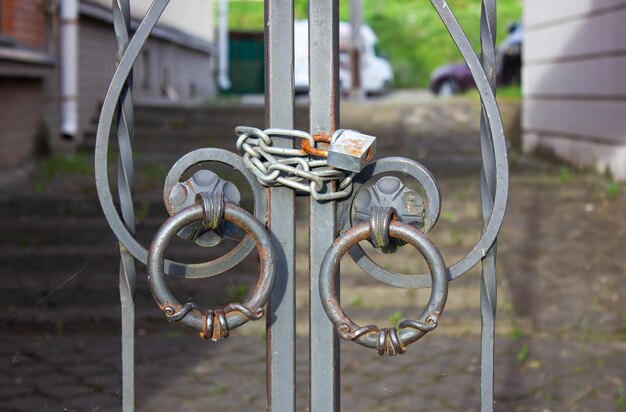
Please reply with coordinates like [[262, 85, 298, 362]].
[[294, 20, 393, 95]]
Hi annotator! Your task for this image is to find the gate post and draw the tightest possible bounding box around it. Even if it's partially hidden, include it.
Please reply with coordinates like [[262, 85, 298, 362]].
[[309, 1, 341, 411], [265, 1, 297, 410]]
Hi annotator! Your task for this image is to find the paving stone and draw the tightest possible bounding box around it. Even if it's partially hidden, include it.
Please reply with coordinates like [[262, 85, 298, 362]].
[[38, 383, 96, 399], [62, 393, 121, 411], [2, 394, 62, 412], [341, 394, 378, 411], [0, 384, 34, 401]]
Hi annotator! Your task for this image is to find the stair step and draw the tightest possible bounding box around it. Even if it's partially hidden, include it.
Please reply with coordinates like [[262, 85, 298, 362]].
[[0, 243, 262, 274]]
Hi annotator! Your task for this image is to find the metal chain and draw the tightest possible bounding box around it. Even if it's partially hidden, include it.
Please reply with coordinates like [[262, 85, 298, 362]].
[[235, 126, 356, 201]]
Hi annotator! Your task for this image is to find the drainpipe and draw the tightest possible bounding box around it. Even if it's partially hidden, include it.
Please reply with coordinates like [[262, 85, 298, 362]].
[[60, 0, 79, 140], [350, 0, 364, 100], [217, 0, 231, 90]]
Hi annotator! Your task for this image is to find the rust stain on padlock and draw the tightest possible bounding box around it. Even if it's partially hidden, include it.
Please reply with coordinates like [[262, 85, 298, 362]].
[[337, 137, 370, 156]]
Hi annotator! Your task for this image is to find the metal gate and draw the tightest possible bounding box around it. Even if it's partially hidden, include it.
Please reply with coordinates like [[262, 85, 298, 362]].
[[95, 0, 508, 410]]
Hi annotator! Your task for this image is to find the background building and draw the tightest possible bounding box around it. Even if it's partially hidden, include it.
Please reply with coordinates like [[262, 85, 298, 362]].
[[523, 0, 626, 180], [0, 0, 216, 177]]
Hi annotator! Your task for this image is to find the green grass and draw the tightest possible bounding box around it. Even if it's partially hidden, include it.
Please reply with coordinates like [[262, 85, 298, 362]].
[[388, 310, 403, 327], [516, 344, 529, 363], [34, 153, 92, 193], [558, 166, 573, 184], [227, 0, 523, 88], [617, 384, 626, 411]]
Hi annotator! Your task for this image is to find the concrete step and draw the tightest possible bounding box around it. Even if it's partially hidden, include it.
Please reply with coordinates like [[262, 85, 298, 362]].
[[0, 194, 106, 218], [0, 242, 262, 274], [83, 104, 309, 151], [0, 268, 263, 334]]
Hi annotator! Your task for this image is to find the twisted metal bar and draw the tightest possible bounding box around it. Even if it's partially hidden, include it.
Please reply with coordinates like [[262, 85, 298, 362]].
[[430, 0, 509, 284], [95, 0, 173, 274], [112, 1, 135, 411], [479, 1, 498, 410]]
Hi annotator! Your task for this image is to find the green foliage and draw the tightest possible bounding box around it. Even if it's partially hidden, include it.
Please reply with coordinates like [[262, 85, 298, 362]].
[[227, 0, 523, 88]]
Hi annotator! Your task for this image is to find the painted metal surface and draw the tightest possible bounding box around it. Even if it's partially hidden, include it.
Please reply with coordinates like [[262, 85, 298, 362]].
[[95, 0, 507, 410], [478, 1, 498, 410], [265, 1, 297, 410], [308, 1, 341, 411], [112, 1, 134, 410]]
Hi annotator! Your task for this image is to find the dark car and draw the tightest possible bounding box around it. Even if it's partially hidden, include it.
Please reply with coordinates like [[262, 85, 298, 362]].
[[430, 22, 522, 96]]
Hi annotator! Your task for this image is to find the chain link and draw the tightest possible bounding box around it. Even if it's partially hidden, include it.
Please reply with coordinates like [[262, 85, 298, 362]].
[[235, 126, 356, 201]]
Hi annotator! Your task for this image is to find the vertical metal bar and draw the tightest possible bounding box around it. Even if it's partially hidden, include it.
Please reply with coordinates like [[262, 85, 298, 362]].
[[309, 1, 340, 411], [265, 1, 296, 411], [112, 1, 135, 411], [479, 1, 497, 411]]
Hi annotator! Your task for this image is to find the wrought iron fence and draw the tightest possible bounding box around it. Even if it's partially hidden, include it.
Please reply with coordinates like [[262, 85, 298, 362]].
[[95, 0, 508, 410]]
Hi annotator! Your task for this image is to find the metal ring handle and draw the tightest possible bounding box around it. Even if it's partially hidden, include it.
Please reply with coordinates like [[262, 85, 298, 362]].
[[148, 201, 276, 339], [319, 221, 448, 355]]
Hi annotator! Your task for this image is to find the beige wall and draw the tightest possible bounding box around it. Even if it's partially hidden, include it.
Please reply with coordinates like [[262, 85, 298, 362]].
[[523, 0, 626, 179], [75, 14, 216, 147], [86, 0, 214, 42]]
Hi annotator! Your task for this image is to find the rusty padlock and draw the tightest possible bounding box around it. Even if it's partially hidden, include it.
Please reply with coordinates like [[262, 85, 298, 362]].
[[327, 129, 377, 173]]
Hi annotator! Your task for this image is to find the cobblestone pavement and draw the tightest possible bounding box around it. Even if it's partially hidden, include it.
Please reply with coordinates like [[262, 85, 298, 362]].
[[2, 334, 625, 412], [1, 98, 625, 411]]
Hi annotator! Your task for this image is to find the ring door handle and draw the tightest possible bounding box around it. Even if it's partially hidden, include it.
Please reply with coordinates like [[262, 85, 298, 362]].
[[319, 208, 448, 355], [148, 192, 277, 340]]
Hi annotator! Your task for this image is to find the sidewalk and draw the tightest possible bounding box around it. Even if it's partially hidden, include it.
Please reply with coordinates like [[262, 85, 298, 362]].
[[1, 98, 625, 411]]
